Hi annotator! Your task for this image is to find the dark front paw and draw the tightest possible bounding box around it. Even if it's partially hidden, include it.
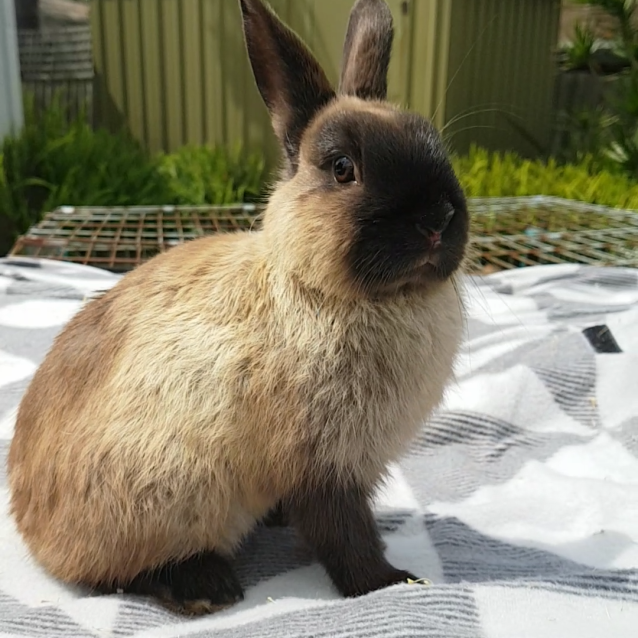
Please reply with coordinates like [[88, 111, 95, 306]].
[[340, 566, 419, 598], [382, 568, 419, 588]]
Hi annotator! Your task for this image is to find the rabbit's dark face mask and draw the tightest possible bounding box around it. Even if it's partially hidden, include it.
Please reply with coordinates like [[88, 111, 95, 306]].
[[301, 101, 469, 296]]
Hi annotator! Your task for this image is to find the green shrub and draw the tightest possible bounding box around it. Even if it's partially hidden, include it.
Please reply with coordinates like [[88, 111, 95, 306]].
[[0, 96, 267, 255], [453, 145, 638, 209], [0, 96, 171, 254], [157, 144, 265, 205], [565, 0, 638, 176], [562, 23, 597, 71]]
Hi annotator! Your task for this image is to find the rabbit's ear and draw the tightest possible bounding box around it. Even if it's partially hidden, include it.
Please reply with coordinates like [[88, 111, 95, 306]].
[[239, 0, 335, 171], [339, 0, 394, 101]]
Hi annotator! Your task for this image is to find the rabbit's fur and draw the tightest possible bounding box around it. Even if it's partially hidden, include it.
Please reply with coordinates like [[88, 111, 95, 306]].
[[8, 0, 469, 615]]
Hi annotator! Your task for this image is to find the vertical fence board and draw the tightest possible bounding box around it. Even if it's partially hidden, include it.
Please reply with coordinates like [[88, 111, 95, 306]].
[[137, 0, 163, 151], [120, 0, 144, 141], [160, 0, 184, 150], [385, 0, 413, 107], [200, 0, 224, 148], [221, 1, 249, 154], [431, 0, 561, 156], [101, 0, 126, 121], [409, 0, 444, 125], [308, 0, 351, 87], [180, 0, 204, 145]]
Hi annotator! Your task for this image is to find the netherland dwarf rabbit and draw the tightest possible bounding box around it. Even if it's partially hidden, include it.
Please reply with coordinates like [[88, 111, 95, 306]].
[[8, 0, 469, 615]]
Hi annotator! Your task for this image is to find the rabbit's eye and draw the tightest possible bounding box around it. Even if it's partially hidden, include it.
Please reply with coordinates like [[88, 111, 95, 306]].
[[333, 156, 356, 184]]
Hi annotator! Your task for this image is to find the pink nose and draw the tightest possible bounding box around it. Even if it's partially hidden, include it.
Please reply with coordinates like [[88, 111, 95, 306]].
[[416, 225, 443, 248], [418, 205, 455, 237]]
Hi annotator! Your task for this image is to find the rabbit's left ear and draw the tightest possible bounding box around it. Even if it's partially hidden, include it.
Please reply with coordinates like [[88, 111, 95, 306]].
[[239, 0, 335, 171], [339, 0, 394, 101]]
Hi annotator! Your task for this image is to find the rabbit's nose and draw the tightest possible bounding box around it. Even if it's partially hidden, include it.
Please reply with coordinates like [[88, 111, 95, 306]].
[[416, 204, 455, 241]]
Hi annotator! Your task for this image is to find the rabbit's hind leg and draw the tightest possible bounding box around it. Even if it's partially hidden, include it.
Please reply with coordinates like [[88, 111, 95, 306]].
[[99, 551, 244, 616]]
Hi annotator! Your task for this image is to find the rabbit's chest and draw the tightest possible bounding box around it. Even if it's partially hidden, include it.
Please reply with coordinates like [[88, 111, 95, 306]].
[[295, 296, 462, 480]]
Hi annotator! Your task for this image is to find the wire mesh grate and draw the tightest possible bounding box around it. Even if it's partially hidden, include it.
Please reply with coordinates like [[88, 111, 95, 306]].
[[9, 205, 260, 272], [467, 196, 638, 274], [8, 197, 638, 274]]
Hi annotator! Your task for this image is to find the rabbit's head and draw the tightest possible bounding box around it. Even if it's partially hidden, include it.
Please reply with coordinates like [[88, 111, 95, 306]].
[[240, 0, 469, 298]]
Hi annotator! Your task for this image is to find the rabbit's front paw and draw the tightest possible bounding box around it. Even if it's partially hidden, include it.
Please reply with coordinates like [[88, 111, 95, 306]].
[[341, 567, 418, 598]]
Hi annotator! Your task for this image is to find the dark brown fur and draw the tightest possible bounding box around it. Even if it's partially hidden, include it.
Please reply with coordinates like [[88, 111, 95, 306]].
[[284, 479, 414, 597]]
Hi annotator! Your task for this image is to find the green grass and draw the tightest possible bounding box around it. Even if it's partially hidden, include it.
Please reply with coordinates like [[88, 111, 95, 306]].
[[453, 145, 638, 210], [157, 144, 264, 205]]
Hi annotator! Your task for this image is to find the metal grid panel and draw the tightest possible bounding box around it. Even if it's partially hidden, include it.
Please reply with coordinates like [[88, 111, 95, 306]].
[[10, 205, 261, 272], [8, 197, 638, 274], [468, 197, 638, 273]]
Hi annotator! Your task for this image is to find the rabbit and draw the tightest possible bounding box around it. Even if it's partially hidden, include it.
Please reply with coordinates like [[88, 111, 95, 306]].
[[8, 0, 469, 616]]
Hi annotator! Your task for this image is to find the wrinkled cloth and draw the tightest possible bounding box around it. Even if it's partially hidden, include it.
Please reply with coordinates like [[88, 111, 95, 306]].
[[1, 258, 637, 638]]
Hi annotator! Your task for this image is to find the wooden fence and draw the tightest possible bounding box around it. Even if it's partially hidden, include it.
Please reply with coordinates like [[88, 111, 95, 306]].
[[86, 0, 561, 161], [90, 0, 414, 164]]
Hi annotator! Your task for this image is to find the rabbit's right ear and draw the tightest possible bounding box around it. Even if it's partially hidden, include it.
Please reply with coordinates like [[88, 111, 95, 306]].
[[339, 0, 394, 100], [239, 0, 335, 172]]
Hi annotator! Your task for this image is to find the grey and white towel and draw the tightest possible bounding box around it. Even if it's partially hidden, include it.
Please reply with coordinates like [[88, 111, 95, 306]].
[[0, 258, 637, 637]]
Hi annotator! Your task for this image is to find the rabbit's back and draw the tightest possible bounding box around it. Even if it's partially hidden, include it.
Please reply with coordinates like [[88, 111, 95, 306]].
[[8, 232, 274, 584]]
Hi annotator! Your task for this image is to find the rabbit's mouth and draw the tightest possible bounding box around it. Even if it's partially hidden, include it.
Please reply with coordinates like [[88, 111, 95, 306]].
[[348, 210, 467, 296], [416, 250, 441, 268], [352, 246, 460, 298]]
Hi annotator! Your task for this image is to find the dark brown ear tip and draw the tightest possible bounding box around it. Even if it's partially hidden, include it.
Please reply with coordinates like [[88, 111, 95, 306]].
[[351, 0, 393, 26], [238, 0, 269, 19]]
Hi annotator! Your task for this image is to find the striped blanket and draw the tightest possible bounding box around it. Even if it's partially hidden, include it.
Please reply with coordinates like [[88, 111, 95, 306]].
[[1, 257, 637, 637]]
